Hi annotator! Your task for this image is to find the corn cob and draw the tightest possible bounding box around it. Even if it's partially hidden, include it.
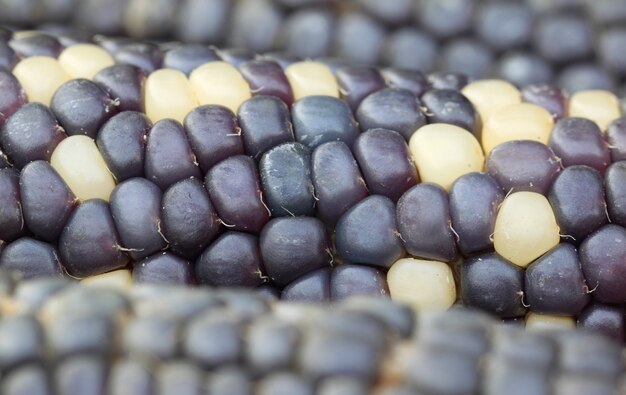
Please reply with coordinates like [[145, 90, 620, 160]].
[[0, 28, 626, 342], [0, 271, 625, 395], [1, 0, 626, 95]]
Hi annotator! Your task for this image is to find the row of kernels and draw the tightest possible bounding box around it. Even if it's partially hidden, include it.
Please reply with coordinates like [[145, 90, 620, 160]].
[[10, 41, 339, 116], [145, 61, 339, 123], [12, 44, 114, 104], [10, 40, 625, 158], [462, 79, 622, 151]]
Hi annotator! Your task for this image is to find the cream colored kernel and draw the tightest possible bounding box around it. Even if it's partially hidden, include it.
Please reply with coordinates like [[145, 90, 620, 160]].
[[461, 79, 522, 122], [11, 30, 42, 39], [569, 90, 622, 132], [493, 191, 560, 268], [409, 123, 485, 190], [145, 68, 198, 123], [12, 56, 71, 105], [525, 312, 576, 331], [482, 103, 554, 153], [284, 61, 340, 100], [387, 257, 456, 311], [50, 135, 116, 202], [81, 269, 132, 290], [58, 44, 115, 79], [189, 61, 251, 113]]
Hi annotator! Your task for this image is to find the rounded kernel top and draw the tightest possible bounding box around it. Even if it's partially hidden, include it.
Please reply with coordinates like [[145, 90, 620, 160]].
[[493, 191, 560, 268], [50, 135, 116, 202], [482, 102, 554, 153], [569, 89, 622, 132], [409, 123, 485, 190], [461, 79, 522, 122], [189, 61, 252, 113], [58, 44, 115, 79], [285, 61, 340, 100], [145, 68, 198, 124], [387, 257, 457, 312], [12, 56, 71, 105]]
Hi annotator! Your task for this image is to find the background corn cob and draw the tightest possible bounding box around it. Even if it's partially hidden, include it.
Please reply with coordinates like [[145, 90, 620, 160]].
[[0, 0, 625, 95], [0, 270, 625, 395]]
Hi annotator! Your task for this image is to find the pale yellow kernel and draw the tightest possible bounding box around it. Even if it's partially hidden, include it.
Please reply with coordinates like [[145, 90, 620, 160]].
[[284, 61, 340, 100], [145, 69, 198, 123], [58, 44, 115, 79], [12, 56, 71, 105], [11, 30, 42, 39], [387, 257, 456, 311], [482, 103, 554, 153], [81, 269, 132, 290], [569, 90, 622, 132], [461, 79, 522, 122], [525, 312, 576, 331], [50, 135, 116, 202], [494, 192, 560, 268], [409, 123, 485, 190], [189, 61, 251, 113]]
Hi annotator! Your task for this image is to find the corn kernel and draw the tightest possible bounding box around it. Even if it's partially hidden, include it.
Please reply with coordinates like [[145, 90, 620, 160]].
[[482, 103, 554, 153], [145, 69, 198, 123], [12, 56, 71, 105], [189, 61, 251, 113], [387, 257, 456, 311], [58, 44, 115, 79], [50, 135, 116, 202], [494, 191, 560, 268], [409, 123, 484, 190], [569, 90, 622, 132], [285, 61, 340, 100]]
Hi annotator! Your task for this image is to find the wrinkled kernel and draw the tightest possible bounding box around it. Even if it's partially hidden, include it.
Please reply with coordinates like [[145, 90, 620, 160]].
[[525, 312, 576, 331], [387, 257, 456, 311], [482, 103, 554, 153], [12, 56, 71, 105], [494, 192, 560, 268], [58, 44, 115, 79], [285, 61, 340, 100], [461, 79, 522, 122], [81, 269, 133, 290], [409, 123, 484, 190], [569, 90, 622, 131], [189, 61, 251, 113], [50, 135, 116, 202], [145, 69, 198, 123]]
